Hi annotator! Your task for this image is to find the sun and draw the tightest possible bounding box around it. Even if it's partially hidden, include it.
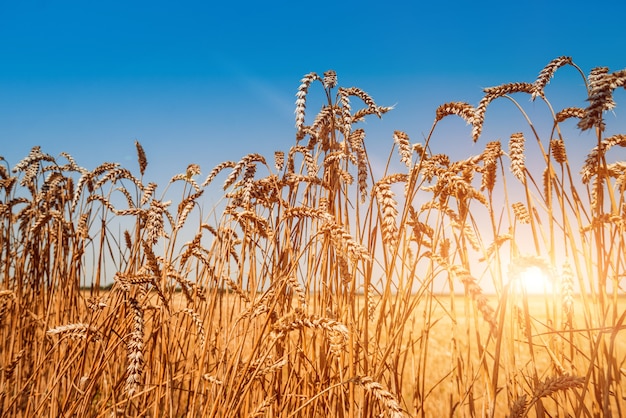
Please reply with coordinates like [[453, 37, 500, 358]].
[[516, 266, 553, 294]]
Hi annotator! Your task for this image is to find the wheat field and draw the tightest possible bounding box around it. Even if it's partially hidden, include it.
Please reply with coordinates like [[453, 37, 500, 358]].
[[1, 58, 625, 417]]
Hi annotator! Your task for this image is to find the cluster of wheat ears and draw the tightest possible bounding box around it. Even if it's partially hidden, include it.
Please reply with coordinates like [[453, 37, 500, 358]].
[[0, 57, 625, 417]]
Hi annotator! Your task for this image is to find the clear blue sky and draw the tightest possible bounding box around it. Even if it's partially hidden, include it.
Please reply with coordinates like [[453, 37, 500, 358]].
[[1, 1, 626, 184]]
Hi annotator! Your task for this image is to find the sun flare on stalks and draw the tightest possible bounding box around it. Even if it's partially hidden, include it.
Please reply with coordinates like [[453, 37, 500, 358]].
[[1, 57, 626, 417]]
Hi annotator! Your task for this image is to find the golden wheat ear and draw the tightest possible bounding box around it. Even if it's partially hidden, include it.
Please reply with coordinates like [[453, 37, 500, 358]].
[[295, 72, 320, 140], [532, 56, 573, 100], [135, 140, 148, 176], [322, 69, 337, 89], [350, 376, 404, 418], [508, 132, 526, 182], [577, 67, 620, 132], [472, 83, 534, 142], [435, 101, 474, 124], [125, 298, 144, 397]]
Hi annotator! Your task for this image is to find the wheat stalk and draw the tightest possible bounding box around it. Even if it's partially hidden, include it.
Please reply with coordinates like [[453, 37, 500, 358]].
[[578, 67, 615, 131], [179, 308, 206, 347], [550, 139, 567, 164], [473, 83, 534, 141], [480, 140, 502, 192], [351, 376, 404, 418], [561, 261, 574, 326], [435, 101, 474, 124], [274, 151, 285, 171], [348, 128, 369, 202], [4, 59, 626, 417], [322, 69, 337, 89], [125, 298, 144, 397], [321, 219, 371, 262], [295, 72, 320, 140], [555, 106, 585, 123], [170, 172, 201, 192], [374, 177, 403, 251], [12, 146, 55, 174], [201, 160, 237, 187], [581, 134, 626, 184], [508, 132, 526, 182], [3, 349, 25, 381], [47, 323, 101, 341], [175, 190, 203, 230], [393, 130, 413, 167], [512, 202, 531, 224], [272, 310, 349, 356], [532, 56, 573, 100], [530, 374, 585, 404], [507, 394, 528, 418], [434, 258, 497, 333], [135, 140, 148, 176]]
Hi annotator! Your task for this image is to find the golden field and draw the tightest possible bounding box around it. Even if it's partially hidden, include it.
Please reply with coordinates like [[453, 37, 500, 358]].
[[1, 58, 625, 417]]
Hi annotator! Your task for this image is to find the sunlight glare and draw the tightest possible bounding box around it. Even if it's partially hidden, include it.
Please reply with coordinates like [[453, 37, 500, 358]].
[[517, 266, 553, 294]]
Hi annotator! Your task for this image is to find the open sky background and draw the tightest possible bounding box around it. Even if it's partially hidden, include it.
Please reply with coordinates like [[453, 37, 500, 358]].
[[2, 0, 626, 186]]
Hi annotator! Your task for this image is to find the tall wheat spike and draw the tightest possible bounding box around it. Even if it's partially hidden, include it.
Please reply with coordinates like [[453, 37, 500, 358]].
[[125, 298, 144, 397]]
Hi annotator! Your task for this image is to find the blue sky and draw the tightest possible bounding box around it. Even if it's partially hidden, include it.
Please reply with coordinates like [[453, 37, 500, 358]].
[[1, 1, 626, 185]]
